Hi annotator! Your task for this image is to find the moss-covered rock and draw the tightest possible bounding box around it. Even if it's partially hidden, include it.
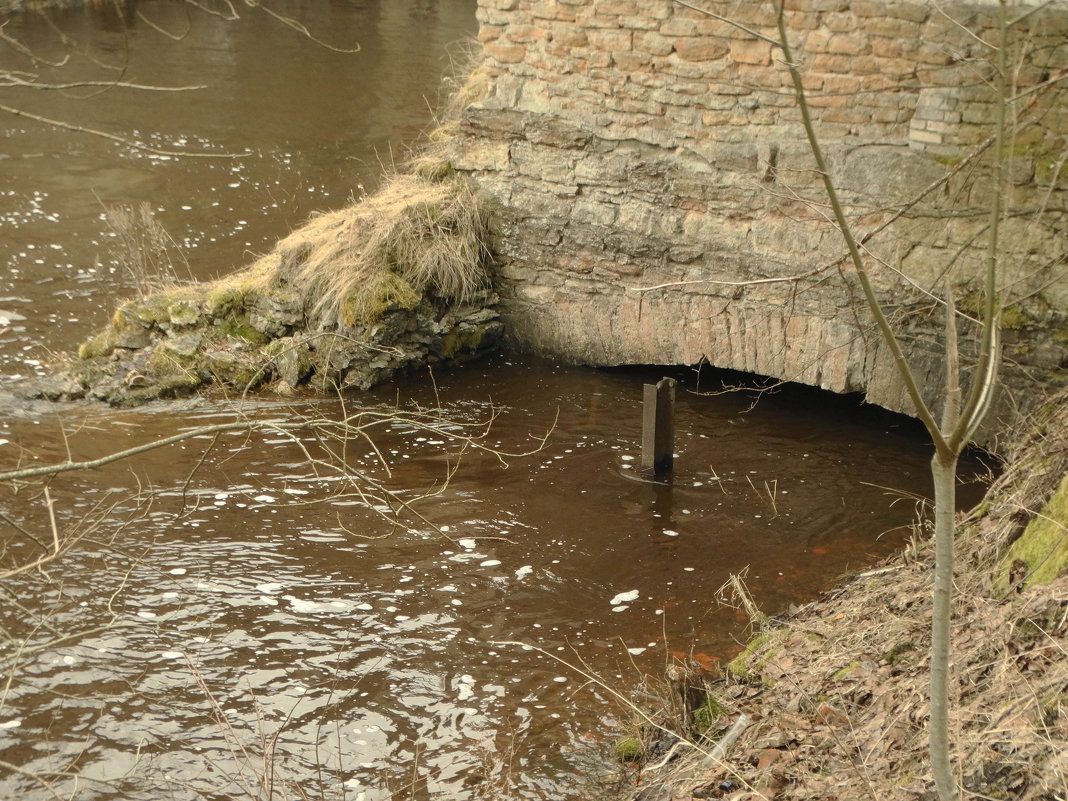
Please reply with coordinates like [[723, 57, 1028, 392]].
[[997, 471, 1068, 591], [168, 299, 201, 327], [205, 285, 246, 318], [78, 331, 117, 361], [339, 271, 422, 328]]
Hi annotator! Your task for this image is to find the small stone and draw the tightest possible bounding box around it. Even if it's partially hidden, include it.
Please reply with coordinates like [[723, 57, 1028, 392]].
[[168, 301, 200, 327], [162, 332, 203, 357]]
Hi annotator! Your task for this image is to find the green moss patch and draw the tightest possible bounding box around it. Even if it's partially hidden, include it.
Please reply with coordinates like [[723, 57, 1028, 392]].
[[692, 694, 729, 735], [997, 471, 1068, 591], [726, 631, 785, 683], [338, 271, 422, 328], [614, 736, 644, 763]]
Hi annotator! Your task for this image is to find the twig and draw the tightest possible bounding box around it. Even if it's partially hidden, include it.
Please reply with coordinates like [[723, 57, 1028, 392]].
[[0, 103, 248, 158]]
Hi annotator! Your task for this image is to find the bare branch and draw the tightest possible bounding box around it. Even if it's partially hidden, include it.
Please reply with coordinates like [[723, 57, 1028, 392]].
[[0, 103, 249, 158]]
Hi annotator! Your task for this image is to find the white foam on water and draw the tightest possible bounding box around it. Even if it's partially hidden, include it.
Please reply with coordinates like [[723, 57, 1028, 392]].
[[515, 565, 533, 579], [609, 589, 640, 606]]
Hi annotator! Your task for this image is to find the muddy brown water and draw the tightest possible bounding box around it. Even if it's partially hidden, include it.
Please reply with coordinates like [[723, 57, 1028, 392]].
[[0, 3, 990, 800]]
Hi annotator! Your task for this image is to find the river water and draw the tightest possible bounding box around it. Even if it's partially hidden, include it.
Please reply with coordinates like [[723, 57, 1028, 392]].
[[0, 3, 989, 800]]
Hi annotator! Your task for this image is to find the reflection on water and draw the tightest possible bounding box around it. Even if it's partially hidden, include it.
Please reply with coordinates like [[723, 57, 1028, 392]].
[[0, 0, 477, 376], [0, 356, 989, 800]]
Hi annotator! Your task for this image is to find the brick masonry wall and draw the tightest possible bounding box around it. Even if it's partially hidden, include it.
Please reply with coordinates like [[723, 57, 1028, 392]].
[[451, 0, 1068, 445]]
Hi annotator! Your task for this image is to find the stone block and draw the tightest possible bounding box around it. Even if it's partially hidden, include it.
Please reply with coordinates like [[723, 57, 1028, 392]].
[[674, 36, 730, 61], [658, 15, 699, 37], [617, 15, 663, 31], [821, 108, 872, 125], [461, 107, 527, 138], [730, 38, 772, 65], [529, 0, 577, 21], [862, 16, 922, 38], [612, 51, 653, 71], [909, 128, 943, 145], [527, 116, 593, 149], [451, 140, 511, 172], [787, 11, 821, 30], [811, 53, 879, 74], [552, 23, 588, 47], [597, 0, 639, 15], [634, 30, 675, 56], [485, 41, 526, 63], [802, 28, 832, 53], [588, 27, 633, 52], [827, 33, 870, 55], [916, 42, 953, 66], [854, 0, 930, 24], [823, 11, 856, 32]]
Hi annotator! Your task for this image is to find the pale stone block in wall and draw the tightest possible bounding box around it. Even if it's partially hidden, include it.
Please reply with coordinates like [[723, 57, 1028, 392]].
[[485, 41, 526, 63], [612, 51, 653, 71], [674, 37, 730, 62], [634, 29, 675, 56], [730, 39, 772, 65], [827, 33, 870, 55], [658, 15, 699, 37], [588, 28, 633, 52], [450, 140, 511, 172], [528, 0, 576, 22]]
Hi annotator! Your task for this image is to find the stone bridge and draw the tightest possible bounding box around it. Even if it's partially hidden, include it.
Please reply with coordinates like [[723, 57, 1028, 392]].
[[450, 0, 1067, 448]]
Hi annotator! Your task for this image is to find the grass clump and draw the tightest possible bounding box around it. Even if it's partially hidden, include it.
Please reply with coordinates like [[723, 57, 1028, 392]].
[[104, 202, 189, 298], [280, 172, 490, 329]]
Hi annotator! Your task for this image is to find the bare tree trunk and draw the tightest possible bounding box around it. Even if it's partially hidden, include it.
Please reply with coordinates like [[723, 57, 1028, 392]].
[[930, 454, 960, 801]]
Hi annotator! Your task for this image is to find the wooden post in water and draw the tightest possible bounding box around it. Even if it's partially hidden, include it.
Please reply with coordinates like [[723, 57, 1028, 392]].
[[641, 377, 676, 477]]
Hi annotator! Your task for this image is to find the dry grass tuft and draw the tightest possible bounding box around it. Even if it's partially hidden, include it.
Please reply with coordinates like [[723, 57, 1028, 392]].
[[270, 172, 490, 329], [105, 201, 189, 297], [266, 41, 495, 331]]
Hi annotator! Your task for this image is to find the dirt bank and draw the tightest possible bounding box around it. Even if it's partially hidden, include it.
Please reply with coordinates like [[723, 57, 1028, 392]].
[[628, 390, 1068, 801]]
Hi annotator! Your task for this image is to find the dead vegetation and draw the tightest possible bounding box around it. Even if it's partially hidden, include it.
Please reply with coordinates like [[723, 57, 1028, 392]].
[[634, 390, 1068, 801], [273, 171, 491, 329], [104, 201, 189, 298]]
